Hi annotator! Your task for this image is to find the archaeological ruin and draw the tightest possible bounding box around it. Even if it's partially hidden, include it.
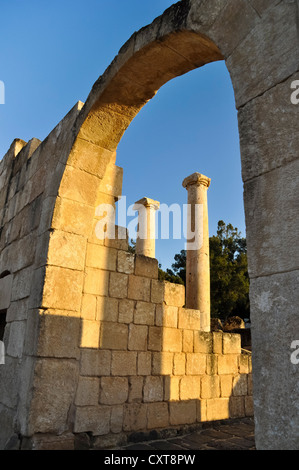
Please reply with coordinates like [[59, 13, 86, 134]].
[[0, 0, 298, 450]]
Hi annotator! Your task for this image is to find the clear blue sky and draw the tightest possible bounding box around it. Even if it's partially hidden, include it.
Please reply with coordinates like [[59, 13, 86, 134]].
[[0, 0, 246, 271]]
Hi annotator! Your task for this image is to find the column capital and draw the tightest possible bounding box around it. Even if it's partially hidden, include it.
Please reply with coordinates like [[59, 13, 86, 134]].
[[182, 172, 211, 190], [133, 197, 160, 211]]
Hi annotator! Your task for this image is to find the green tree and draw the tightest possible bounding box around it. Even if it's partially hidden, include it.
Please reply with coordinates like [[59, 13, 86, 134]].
[[163, 221, 250, 321]]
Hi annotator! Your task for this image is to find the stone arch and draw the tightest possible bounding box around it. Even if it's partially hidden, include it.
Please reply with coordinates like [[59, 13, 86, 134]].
[[21, 0, 299, 450]]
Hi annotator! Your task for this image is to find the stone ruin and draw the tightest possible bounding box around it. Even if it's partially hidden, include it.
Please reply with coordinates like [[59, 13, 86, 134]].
[[0, 0, 298, 450]]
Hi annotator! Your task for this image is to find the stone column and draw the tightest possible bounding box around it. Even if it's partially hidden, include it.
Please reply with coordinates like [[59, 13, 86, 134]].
[[133, 197, 160, 258], [182, 173, 211, 331]]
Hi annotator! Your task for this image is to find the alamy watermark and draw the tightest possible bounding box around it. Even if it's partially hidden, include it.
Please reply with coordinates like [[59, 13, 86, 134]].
[[291, 80, 299, 104], [95, 197, 204, 250], [0, 80, 5, 105], [0, 341, 5, 365], [290, 341, 299, 365]]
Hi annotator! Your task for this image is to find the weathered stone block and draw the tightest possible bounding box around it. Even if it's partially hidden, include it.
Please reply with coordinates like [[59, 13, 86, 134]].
[[128, 275, 151, 302], [80, 349, 111, 377], [137, 352, 152, 376], [84, 268, 109, 297], [206, 398, 230, 422], [75, 377, 100, 406], [86, 244, 117, 272], [42, 266, 83, 312], [163, 282, 185, 307], [180, 376, 201, 400], [128, 324, 148, 351], [110, 405, 124, 434], [81, 294, 97, 321], [47, 230, 86, 270], [218, 355, 239, 375], [134, 301, 155, 325], [135, 255, 158, 279], [156, 304, 178, 328], [169, 401, 197, 426], [212, 332, 223, 354], [152, 352, 173, 376], [111, 351, 137, 376], [128, 376, 144, 404], [233, 374, 248, 397], [229, 396, 245, 418], [37, 313, 81, 359], [194, 331, 213, 354], [143, 376, 164, 403], [123, 404, 147, 432], [173, 353, 186, 376], [201, 375, 220, 400], [223, 333, 241, 355], [186, 353, 206, 375], [100, 377, 129, 405], [96, 296, 118, 322], [80, 320, 100, 349], [100, 322, 128, 350], [74, 405, 110, 436], [151, 279, 164, 304], [220, 375, 233, 398], [178, 308, 201, 330], [182, 329, 193, 353], [162, 327, 182, 353], [118, 299, 134, 324], [147, 402, 169, 430], [117, 251, 135, 274], [148, 327, 162, 352], [109, 272, 128, 299]]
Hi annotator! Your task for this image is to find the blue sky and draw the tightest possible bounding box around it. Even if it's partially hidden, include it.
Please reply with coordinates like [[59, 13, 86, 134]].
[[0, 0, 246, 270]]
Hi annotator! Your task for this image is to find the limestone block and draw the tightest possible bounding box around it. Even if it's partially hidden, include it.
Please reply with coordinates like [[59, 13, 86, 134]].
[[118, 299, 134, 324], [212, 332, 223, 354], [218, 355, 239, 375], [109, 272, 128, 299], [248, 374, 253, 396], [134, 301, 155, 325], [117, 251, 135, 274], [178, 308, 201, 330], [59, 165, 100, 206], [148, 327, 163, 352], [227, 2, 299, 108], [110, 405, 124, 434], [238, 72, 299, 183], [29, 358, 79, 434], [206, 398, 230, 422], [67, 138, 115, 178], [244, 161, 299, 278], [96, 296, 118, 322], [84, 268, 109, 297], [223, 333, 241, 355], [162, 327, 182, 353], [104, 225, 128, 251], [80, 320, 100, 349], [206, 354, 218, 376], [197, 399, 207, 423], [128, 275, 151, 302], [151, 279, 164, 304], [201, 375, 220, 400], [134, 255, 158, 279], [111, 351, 137, 376], [52, 197, 94, 237], [245, 396, 254, 417], [80, 349, 111, 377], [10, 268, 32, 302], [238, 354, 250, 374], [143, 376, 164, 403], [163, 282, 185, 307], [180, 376, 201, 401], [233, 374, 248, 397], [164, 376, 180, 402], [100, 322, 128, 350], [37, 313, 81, 359], [123, 404, 147, 432], [137, 352, 152, 376], [74, 405, 110, 436], [42, 266, 83, 312], [182, 330, 194, 353], [81, 294, 97, 320], [156, 304, 178, 328], [6, 298, 28, 322], [229, 397, 245, 419], [98, 163, 123, 200], [86, 244, 117, 272], [152, 352, 173, 376], [220, 375, 233, 398], [6, 320, 25, 359], [194, 332, 213, 354], [0, 274, 13, 309], [186, 353, 206, 375], [128, 376, 144, 404], [147, 402, 169, 430], [100, 377, 129, 405], [169, 401, 197, 426], [47, 230, 86, 270], [173, 353, 186, 376], [128, 324, 148, 351], [75, 377, 100, 406]]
